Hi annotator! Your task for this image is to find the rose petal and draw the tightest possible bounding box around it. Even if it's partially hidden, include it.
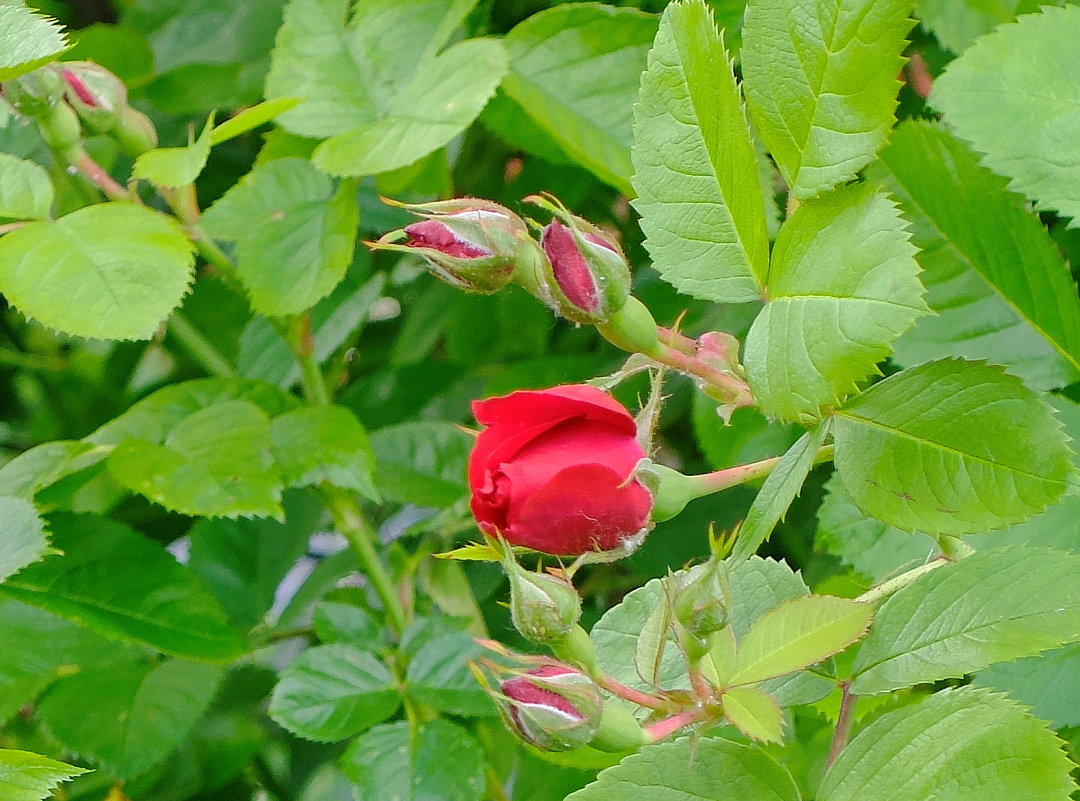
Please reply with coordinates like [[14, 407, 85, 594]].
[[472, 385, 635, 435], [467, 417, 567, 496], [505, 463, 652, 555]]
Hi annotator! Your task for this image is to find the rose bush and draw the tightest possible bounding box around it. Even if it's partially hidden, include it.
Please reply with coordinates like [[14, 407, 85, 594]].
[[468, 385, 653, 555]]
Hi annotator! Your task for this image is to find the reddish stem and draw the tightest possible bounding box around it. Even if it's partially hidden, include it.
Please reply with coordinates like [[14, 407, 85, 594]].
[[826, 681, 857, 769], [71, 149, 128, 202], [645, 710, 703, 742], [652, 340, 754, 410], [598, 676, 666, 711]]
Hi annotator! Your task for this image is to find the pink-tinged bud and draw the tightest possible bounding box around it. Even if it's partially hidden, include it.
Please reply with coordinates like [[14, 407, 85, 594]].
[[370, 198, 534, 292], [522, 194, 631, 324], [58, 62, 128, 135], [499, 665, 603, 752]]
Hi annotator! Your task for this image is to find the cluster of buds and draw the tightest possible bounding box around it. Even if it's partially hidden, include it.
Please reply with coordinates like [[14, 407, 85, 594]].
[[1, 62, 157, 160], [370, 194, 645, 330]]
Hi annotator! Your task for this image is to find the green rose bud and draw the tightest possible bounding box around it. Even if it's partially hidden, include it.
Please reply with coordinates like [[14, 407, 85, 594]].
[[505, 557, 582, 646], [59, 62, 127, 135], [673, 558, 730, 639]]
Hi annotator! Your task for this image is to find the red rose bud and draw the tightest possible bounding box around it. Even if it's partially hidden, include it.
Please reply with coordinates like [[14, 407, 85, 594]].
[[504, 557, 582, 645], [499, 665, 603, 752], [522, 194, 630, 324], [58, 62, 128, 135], [370, 198, 533, 292], [469, 385, 653, 556]]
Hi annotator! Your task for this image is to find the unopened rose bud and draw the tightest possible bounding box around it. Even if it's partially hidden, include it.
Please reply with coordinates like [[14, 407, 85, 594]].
[[499, 665, 603, 752], [505, 557, 582, 645], [673, 558, 730, 639], [370, 198, 534, 292], [59, 62, 127, 134], [111, 105, 158, 156], [522, 194, 631, 324], [4, 67, 66, 118]]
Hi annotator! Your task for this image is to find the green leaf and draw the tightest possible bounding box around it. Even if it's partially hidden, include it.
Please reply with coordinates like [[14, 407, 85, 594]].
[[870, 120, 1080, 389], [312, 38, 506, 176], [915, 0, 1049, 54], [631, 0, 769, 304], [0, 514, 247, 661], [504, 4, 658, 194], [592, 557, 809, 693], [132, 114, 215, 188], [312, 601, 380, 645], [732, 422, 830, 559], [818, 687, 1076, 801], [0, 496, 52, 584], [107, 399, 283, 519], [405, 631, 492, 717], [187, 491, 323, 629], [210, 97, 302, 145], [36, 659, 223, 779], [0, 441, 93, 500], [0, 601, 133, 726], [0, 153, 52, 220], [0, 5, 68, 81], [566, 737, 799, 801], [87, 377, 297, 446], [744, 184, 927, 423], [851, 546, 1080, 695], [931, 5, 1080, 224], [271, 406, 377, 499], [722, 686, 784, 743], [730, 595, 872, 686], [202, 158, 359, 317], [369, 421, 472, 507], [266, 0, 479, 136], [0, 203, 194, 340], [816, 474, 936, 583], [741, 0, 911, 199], [340, 719, 486, 801], [269, 644, 400, 742], [975, 642, 1080, 729], [0, 749, 88, 801], [833, 359, 1075, 535]]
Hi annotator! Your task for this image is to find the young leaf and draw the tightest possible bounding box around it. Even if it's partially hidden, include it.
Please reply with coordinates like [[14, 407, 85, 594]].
[[631, 0, 769, 304], [732, 422, 830, 559], [566, 737, 800, 801], [0, 5, 68, 82], [340, 719, 486, 801], [210, 97, 302, 145], [931, 5, 1080, 224], [975, 642, 1080, 729], [0, 749, 88, 801], [741, 0, 912, 199], [132, 114, 215, 188], [0, 497, 52, 584], [722, 686, 784, 743], [871, 121, 1080, 389], [0, 203, 194, 341], [269, 644, 400, 742], [914, 0, 1033, 54], [312, 38, 506, 176], [505, 4, 657, 194], [833, 359, 1075, 535], [36, 659, 223, 780], [271, 406, 378, 499], [201, 158, 359, 317], [0, 514, 247, 661], [851, 546, 1080, 695], [744, 184, 927, 423], [312, 601, 380, 646], [107, 399, 283, 519], [730, 595, 872, 686], [818, 687, 1076, 801], [0, 154, 53, 220]]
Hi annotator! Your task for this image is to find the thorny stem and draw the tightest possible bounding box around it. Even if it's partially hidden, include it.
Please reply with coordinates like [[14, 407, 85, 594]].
[[597, 676, 666, 711], [826, 681, 857, 768], [645, 710, 705, 742], [649, 339, 754, 411], [69, 148, 129, 201], [320, 485, 408, 636]]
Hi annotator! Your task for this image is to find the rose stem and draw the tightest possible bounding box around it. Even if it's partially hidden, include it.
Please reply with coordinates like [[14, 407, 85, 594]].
[[688, 445, 835, 497], [648, 340, 754, 411], [825, 681, 856, 768], [69, 148, 129, 201], [597, 676, 666, 711], [644, 710, 704, 742], [856, 535, 973, 605]]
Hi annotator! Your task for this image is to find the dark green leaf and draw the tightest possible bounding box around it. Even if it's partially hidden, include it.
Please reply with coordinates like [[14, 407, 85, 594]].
[[272, 406, 377, 499], [405, 632, 492, 717], [370, 421, 472, 507]]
